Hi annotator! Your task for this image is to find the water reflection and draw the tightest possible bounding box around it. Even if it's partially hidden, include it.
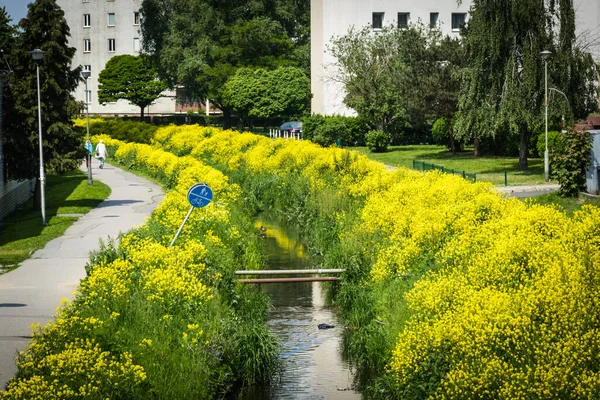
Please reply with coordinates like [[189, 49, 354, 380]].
[[238, 219, 360, 399]]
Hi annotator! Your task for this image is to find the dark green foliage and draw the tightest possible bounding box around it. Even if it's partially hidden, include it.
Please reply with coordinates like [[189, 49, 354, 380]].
[[0, 6, 15, 52], [366, 130, 389, 153], [140, 0, 309, 119], [431, 117, 461, 153], [329, 24, 465, 143], [3, 0, 83, 180], [302, 114, 368, 147], [456, 0, 597, 169], [222, 67, 310, 128], [536, 129, 562, 160], [85, 119, 158, 144], [553, 129, 592, 197], [98, 55, 167, 118]]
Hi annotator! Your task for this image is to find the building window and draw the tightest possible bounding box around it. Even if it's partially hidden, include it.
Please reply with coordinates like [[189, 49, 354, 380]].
[[451, 13, 467, 31], [398, 13, 409, 29], [108, 38, 116, 52], [372, 12, 384, 30], [133, 37, 140, 52], [84, 39, 91, 53], [107, 13, 115, 26], [85, 90, 92, 104], [83, 14, 91, 27], [430, 12, 439, 28], [83, 64, 91, 72], [134, 11, 140, 25]]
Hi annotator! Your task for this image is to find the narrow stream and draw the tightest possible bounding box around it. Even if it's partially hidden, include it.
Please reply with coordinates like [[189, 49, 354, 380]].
[[237, 218, 361, 399]]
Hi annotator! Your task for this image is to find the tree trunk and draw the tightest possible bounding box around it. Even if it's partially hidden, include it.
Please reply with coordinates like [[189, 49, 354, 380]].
[[519, 123, 529, 171], [140, 106, 145, 119], [473, 136, 480, 157], [223, 108, 232, 130], [449, 125, 457, 155]]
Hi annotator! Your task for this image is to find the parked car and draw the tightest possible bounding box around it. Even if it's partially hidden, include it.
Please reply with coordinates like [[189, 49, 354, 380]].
[[279, 121, 303, 136]]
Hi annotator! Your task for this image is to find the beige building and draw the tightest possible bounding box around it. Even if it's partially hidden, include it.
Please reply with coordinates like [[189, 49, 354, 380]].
[[57, 0, 175, 115], [311, 0, 600, 116]]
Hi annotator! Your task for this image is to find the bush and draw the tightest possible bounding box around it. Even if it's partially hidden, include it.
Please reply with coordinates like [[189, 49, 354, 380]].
[[302, 114, 368, 147], [553, 129, 591, 197], [366, 130, 389, 152], [536, 130, 562, 159], [82, 119, 158, 144], [431, 118, 449, 145]]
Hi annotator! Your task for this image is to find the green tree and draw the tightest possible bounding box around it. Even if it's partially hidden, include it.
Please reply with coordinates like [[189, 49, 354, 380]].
[[455, 0, 597, 169], [328, 24, 454, 142], [98, 55, 167, 118], [0, 6, 15, 53], [222, 66, 310, 129], [140, 0, 309, 126], [3, 0, 82, 187]]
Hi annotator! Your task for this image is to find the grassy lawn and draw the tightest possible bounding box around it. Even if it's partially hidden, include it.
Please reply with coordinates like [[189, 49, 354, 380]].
[[522, 193, 600, 217], [0, 170, 111, 273], [352, 145, 547, 186]]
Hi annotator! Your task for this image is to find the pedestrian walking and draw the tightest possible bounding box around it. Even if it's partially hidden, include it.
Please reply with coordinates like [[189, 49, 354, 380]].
[[84, 139, 94, 168], [95, 139, 108, 169]]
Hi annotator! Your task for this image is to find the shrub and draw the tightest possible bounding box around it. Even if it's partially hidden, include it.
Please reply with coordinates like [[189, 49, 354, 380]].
[[553, 129, 592, 197], [431, 118, 450, 145], [302, 114, 368, 147], [82, 119, 158, 144], [366, 130, 389, 152], [536, 130, 562, 159]]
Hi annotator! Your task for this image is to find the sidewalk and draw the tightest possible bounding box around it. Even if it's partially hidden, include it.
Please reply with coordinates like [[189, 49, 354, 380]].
[[495, 183, 560, 198], [0, 163, 164, 389]]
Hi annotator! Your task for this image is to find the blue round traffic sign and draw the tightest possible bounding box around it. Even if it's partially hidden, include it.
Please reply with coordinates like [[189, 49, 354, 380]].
[[187, 183, 213, 208]]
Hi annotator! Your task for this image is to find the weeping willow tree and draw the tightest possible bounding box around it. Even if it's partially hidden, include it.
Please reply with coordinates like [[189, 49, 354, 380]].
[[456, 0, 597, 170]]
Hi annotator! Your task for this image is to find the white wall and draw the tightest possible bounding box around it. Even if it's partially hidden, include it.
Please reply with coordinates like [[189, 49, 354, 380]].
[[57, 0, 175, 114], [575, 0, 600, 60]]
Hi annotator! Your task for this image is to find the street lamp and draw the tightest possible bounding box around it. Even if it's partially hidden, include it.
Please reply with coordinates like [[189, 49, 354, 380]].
[[81, 69, 92, 185], [541, 50, 552, 182], [30, 48, 47, 226]]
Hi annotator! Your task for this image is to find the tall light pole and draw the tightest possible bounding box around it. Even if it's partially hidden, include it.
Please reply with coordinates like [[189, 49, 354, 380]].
[[30, 48, 47, 226], [541, 50, 552, 182], [81, 69, 92, 185]]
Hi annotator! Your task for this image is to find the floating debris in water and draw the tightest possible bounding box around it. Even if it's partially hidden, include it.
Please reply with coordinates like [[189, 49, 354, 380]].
[[318, 323, 335, 330]]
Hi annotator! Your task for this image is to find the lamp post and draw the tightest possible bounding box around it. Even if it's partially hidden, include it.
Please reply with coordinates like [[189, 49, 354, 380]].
[[541, 50, 552, 182], [30, 48, 47, 226], [81, 69, 92, 185]]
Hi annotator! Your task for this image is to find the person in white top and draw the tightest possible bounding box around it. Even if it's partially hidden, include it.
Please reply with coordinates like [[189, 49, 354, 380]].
[[95, 139, 109, 169]]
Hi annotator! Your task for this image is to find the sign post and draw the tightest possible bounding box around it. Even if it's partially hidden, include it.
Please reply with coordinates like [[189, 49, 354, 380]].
[[169, 183, 213, 247]]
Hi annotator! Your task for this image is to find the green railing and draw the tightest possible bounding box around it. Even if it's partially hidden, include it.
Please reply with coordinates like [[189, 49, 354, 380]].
[[412, 160, 477, 182]]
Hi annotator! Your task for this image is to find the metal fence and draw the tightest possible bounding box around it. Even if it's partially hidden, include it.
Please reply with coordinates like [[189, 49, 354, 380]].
[[269, 129, 302, 140], [412, 160, 477, 182]]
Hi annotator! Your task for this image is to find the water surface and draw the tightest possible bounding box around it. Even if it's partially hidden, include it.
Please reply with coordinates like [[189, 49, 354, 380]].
[[238, 219, 360, 399]]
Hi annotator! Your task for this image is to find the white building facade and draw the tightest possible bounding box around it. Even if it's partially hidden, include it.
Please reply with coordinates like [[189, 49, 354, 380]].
[[57, 0, 175, 115], [311, 0, 600, 116]]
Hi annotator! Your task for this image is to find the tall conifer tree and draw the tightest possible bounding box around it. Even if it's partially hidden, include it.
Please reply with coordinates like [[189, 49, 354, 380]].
[[3, 0, 83, 183]]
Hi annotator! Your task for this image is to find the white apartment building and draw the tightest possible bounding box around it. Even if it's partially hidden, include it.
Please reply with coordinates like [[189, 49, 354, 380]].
[[57, 0, 175, 115], [311, 0, 600, 116]]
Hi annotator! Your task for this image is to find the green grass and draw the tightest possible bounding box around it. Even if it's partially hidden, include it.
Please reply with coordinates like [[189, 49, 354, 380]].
[[352, 145, 547, 186], [0, 170, 111, 272], [522, 192, 600, 217]]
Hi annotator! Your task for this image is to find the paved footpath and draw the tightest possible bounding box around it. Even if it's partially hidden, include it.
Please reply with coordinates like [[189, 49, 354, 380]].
[[0, 163, 164, 389]]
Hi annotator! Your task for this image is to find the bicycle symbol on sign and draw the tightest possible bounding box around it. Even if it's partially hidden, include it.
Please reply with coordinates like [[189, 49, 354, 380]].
[[187, 183, 213, 209]]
